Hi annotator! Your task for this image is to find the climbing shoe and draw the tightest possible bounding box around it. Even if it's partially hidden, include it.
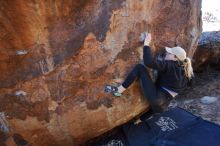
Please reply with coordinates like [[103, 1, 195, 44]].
[[104, 85, 122, 97]]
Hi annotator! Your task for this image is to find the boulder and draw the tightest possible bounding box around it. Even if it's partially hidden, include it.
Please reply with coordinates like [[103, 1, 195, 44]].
[[0, 0, 202, 145], [193, 31, 220, 71]]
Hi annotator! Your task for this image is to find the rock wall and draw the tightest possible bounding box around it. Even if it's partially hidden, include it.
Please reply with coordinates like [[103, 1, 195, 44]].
[[0, 0, 202, 145], [193, 31, 220, 71]]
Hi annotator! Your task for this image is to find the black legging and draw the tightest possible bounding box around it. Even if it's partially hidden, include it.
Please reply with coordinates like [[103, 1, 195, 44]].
[[122, 64, 173, 113]]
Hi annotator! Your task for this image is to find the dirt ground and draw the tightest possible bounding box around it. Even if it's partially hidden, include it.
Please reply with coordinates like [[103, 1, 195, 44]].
[[170, 68, 220, 125]]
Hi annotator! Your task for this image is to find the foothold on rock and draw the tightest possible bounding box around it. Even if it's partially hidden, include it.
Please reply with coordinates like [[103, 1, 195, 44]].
[[200, 96, 217, 104]]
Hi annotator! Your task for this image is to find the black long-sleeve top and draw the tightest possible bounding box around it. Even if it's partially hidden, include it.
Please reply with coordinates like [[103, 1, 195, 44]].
[[143, 45, 189, 93]]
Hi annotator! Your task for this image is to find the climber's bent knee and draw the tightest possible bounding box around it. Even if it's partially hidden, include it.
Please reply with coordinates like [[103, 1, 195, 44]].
[[134, 64, 146, 71]]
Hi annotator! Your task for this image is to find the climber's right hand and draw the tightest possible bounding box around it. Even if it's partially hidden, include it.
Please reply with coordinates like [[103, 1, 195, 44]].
[[144, 33, 151, 46]]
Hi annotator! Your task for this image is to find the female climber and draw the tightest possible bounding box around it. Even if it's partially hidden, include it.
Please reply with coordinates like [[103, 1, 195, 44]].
[[105, 33, 194, 113]]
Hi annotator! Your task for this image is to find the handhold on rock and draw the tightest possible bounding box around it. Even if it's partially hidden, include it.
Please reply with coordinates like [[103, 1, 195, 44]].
[[140, 32, 147, 42]]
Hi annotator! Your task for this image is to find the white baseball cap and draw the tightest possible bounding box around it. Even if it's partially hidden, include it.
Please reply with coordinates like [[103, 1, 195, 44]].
[[165, 46, 186, 61]]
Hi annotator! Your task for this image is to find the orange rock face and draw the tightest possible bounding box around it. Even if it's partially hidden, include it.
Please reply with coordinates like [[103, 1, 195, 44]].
[[0, 0, 202, 145]]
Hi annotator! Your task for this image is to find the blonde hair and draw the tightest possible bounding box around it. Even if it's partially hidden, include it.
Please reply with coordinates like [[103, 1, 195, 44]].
[[181, 57, 194, 79]]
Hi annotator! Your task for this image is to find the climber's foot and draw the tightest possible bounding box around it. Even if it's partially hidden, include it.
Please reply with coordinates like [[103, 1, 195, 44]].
[[104, 85, 122, 97]]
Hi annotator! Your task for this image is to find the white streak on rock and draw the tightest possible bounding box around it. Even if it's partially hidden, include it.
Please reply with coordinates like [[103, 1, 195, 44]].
[[16, 50, 28, 55], [15, 90, 27, 96]]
